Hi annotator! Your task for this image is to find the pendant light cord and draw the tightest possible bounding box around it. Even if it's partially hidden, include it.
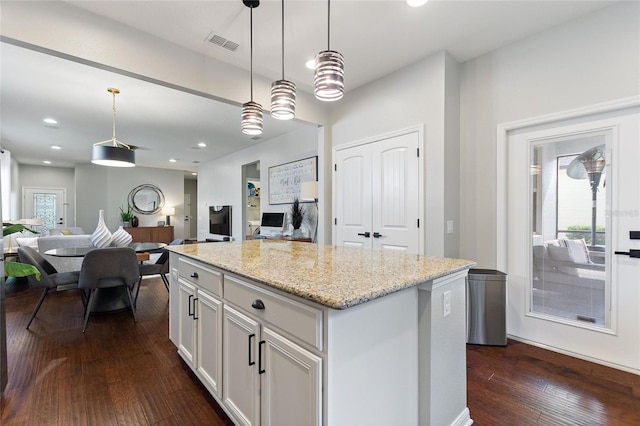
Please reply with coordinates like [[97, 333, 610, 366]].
[[112, 91, 117, 146], [250, 6, 254, 101], [281, 0, 285, 80], [327, 0, 331, 50]]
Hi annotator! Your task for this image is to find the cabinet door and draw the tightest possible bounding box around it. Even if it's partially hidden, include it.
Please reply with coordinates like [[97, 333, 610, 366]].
[[261, 327, 322, 426], [196, 290, 223, 399], [177, 280, 197, 367], [223, 305, 260, 426], [168, 261, 179, 345]]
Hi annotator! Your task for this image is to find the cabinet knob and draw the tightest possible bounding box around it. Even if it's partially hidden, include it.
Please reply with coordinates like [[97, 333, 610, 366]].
[[190, 272, 199, 278], [252, 299, 265, 310]]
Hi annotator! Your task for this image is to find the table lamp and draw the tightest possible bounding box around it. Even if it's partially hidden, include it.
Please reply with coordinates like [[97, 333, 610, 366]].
[[161, 207, 175, 226]]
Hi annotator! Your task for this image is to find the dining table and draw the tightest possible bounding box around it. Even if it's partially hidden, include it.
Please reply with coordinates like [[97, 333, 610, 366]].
[[44, 242, 166, 312]]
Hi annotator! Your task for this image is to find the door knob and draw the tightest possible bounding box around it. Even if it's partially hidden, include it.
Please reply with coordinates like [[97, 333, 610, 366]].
[[357, 232, 370, 238], [373, 232, 383, 238]]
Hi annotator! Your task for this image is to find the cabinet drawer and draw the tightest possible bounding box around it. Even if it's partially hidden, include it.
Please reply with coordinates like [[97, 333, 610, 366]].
[[178, 257, 223, 297], [225, 274, 323, 351]]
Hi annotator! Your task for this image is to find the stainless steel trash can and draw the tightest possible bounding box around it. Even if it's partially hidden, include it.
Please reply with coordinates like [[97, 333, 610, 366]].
[[466, 269, 507, 346]]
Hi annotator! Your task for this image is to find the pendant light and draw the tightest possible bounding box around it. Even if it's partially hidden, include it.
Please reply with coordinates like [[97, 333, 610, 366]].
[[241, 0, 263, 135], [314, 0, 344, 102], [91, 88, 135, 167], [270, 0, 296, 120]]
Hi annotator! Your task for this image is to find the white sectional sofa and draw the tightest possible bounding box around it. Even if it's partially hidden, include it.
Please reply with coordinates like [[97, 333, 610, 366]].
[[37, 234, 93, 272]]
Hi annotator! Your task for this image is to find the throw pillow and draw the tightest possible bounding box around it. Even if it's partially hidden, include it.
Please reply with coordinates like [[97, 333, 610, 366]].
[[562, 238, 590, 263], [61, 229, 73, 235], [547, 245, 574, 262], [15, 236, 40, 249]]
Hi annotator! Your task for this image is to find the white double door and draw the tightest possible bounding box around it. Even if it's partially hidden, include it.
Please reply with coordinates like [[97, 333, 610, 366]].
[[334, 130, 422, 254]]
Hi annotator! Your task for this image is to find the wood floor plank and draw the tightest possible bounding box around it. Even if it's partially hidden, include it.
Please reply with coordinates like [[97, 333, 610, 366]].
[[3, 278, 639, 425]]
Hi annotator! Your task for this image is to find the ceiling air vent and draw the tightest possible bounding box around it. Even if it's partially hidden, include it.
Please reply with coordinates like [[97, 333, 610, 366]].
[[207, 34, 239, 52]]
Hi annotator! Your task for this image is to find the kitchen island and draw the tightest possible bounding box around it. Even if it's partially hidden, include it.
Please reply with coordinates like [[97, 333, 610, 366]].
[[168, 240, 476, 426]]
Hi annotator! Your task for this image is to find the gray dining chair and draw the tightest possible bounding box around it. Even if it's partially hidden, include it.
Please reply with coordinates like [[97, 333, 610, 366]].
[[17, 246, 81, 330], [135, 249, 170, 305], [78, 247, 139, 333]]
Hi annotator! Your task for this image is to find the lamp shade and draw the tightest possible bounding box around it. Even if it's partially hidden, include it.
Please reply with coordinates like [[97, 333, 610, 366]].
[[161, 207, 176, 216], [92, 145, 135, 167], [20, 218, 43, 226], [300, 181, 318, 201], [314, 50, 344, 101]]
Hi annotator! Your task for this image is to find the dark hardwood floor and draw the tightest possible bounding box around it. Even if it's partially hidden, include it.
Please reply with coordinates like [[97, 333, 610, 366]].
[[2, 278, 639, 425]]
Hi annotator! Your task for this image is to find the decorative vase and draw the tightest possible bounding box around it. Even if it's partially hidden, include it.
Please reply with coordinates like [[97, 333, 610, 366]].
[[112, 226, 133, 247], [292, 228, 303, 238], [131, 216, 139, 227], [91, 209, 113, 248], [122, 221, 131, 228]]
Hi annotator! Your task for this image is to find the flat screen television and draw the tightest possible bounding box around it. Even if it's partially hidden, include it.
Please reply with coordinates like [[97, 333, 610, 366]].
[[260, 212, 285, 236], [209, 205, 232, 237]]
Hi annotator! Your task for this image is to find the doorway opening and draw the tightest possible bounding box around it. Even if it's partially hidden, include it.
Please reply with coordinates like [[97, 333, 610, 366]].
[[242, 161, 261, 241]]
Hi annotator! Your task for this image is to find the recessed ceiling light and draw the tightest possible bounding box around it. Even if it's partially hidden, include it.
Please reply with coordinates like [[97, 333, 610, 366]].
[[169, 158, 177, 163], [43, 160, 52, 164], [197, 142, 207, 148], [50, 145, 62, 150], [406, 0, 428, 7], [43, 118, 58, 125], [305, 59, 316, 70]]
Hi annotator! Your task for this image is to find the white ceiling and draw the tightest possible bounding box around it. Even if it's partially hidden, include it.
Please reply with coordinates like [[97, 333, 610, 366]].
[[0, 0, 616, 174]]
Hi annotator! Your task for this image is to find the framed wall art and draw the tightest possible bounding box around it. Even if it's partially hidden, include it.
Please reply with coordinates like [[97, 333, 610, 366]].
[[268, 156, 318, 205]]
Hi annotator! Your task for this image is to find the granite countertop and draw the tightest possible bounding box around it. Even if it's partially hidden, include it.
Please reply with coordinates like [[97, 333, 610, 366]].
[[168, 240, 476, 310]]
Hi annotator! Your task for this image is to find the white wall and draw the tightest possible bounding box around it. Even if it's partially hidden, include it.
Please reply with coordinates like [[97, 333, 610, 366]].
[[330, 51, 456, 257], [75, 164, 184, 237], [17, 164, 76, 225], [459, 2, 640, 268], [197, 125, 318, 242]]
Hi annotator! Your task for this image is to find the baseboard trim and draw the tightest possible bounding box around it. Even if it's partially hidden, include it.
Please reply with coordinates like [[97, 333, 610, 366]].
[[507, 334, 640, 376]]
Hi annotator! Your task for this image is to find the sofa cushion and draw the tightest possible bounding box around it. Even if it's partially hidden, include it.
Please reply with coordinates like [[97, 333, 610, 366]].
[[547, 245, 574, 262], [563, 238, 590, 263]]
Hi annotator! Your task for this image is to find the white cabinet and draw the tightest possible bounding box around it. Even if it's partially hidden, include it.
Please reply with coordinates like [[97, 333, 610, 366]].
[[222, 305, 260, 426], [260, 327, 322, 426], [169, 250, 471, 426], [175, 256, 224, 399], [177, 279, 196, 365], [223, 276, 322, 426], [334, 130, 422, 254], [196, 290, 223, 398]]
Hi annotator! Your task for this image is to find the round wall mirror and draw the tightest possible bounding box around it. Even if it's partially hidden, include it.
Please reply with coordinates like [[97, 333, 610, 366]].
[[128, 184, 165, 215]]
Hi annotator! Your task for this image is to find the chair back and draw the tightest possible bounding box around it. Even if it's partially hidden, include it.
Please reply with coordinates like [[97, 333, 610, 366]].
[[79, 248, 139, 291], [17, 246, 57, 288]]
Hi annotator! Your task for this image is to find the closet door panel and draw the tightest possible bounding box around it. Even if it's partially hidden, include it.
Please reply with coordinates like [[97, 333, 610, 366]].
[[336, 146, 372, 249], [372, 133, 420, 253]]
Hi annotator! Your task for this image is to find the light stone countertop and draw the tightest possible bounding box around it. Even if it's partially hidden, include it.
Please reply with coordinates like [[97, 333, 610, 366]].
[[168, 240, 476, 310]]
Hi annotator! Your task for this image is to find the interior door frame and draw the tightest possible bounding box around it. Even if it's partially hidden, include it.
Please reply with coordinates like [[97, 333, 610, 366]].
[[22, 186, 67, 231], [496, 96, 640, 372], [331, 125, 425, 255]]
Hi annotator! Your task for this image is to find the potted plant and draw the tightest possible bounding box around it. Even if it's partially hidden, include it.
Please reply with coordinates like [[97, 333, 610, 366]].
[[3, 222, 41, 282], [119, 205, 133, 227], [290, 197, 305, 238]]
